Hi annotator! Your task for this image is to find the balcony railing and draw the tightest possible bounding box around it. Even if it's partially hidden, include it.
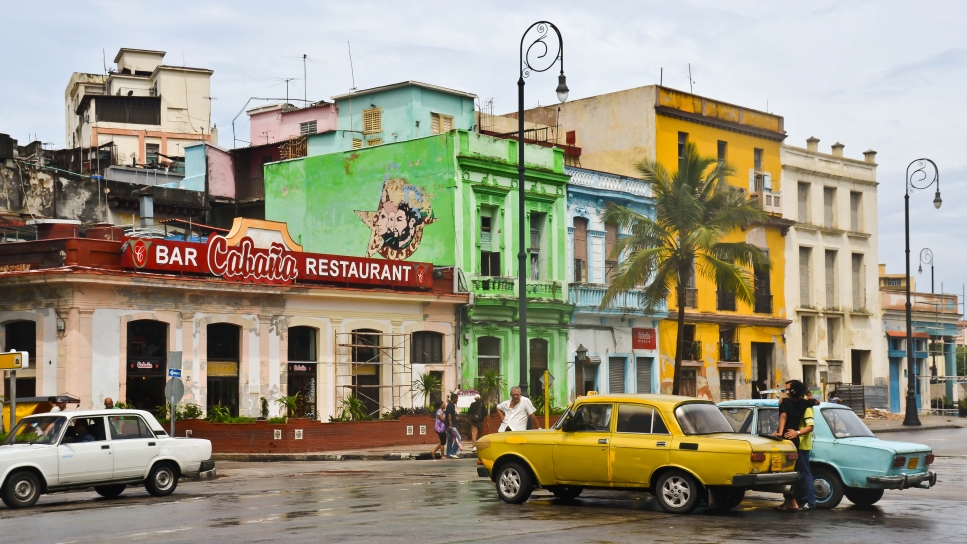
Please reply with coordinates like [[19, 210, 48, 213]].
[[754, 293, 773, 314], [471, 277, 562, 300], [685, 287, 698, 309], [716, 290, 736, 311], [682, 340, 702, 361], [569, 284, 655, 313], [566, 167, 651, 198], [719, 342, 741, 362]]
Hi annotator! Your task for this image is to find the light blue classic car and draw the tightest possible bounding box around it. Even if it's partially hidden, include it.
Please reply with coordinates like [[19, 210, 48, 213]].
[[717, 399, 937, 508]]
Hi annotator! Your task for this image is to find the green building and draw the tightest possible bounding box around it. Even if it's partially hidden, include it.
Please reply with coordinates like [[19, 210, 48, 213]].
[[264, 129, 571, 402]]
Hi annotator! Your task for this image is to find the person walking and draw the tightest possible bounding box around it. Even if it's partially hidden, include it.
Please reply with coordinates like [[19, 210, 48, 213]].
[[430, 400, 447, 461], [496, 386, 540, 432], [468, 393, 486, 452], [444, 392, 460, 459]]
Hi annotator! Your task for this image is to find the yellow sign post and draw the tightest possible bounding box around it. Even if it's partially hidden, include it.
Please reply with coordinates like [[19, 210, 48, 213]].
[[1, 351, 30, 434], [543, 370, 550, 430]]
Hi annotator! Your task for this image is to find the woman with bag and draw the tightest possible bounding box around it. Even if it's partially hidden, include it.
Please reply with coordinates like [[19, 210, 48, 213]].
[[430, 400, 448, 461]]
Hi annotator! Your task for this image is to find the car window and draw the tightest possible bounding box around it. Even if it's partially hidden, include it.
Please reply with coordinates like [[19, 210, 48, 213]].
[[571, 404, 613, 432], [616, 404, 670, 434], [62, 417, 107, 443], [822, 408, 874, 438], [756, 408, 780, 435], [109, 415, 156, 440], [674, 403, 735, 435], [719, 407, 753, 433], [2, 416, 65, 445]]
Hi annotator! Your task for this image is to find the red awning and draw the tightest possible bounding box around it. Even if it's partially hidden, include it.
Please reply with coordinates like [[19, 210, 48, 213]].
[[886, 330, 929, 339]]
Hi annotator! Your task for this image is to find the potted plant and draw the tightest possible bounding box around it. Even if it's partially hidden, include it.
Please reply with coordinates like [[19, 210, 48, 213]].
[[958, 397, 967, 418], [275, 393, 302, 422], [412, 372, 442, 408]]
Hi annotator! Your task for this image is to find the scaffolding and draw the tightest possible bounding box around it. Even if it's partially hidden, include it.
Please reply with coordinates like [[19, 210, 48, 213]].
[[333, 331, 412, 418]]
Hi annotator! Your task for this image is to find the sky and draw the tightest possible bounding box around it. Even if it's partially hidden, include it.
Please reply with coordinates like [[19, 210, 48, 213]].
[[2, 0, 965, 302]]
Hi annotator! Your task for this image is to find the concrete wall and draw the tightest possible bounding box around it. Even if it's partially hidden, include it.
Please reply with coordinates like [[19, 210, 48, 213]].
[[248, 103, 339, 144]]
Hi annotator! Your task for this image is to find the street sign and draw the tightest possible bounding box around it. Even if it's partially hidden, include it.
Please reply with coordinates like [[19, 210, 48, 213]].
[[0, 351, 29, 370], [168, 368, 182, 378], [539, 372, 555, 387], [167, 351, 183, 370], [164, 377, 185, 404]]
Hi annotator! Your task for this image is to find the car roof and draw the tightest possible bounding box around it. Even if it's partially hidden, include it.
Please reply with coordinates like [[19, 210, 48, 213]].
[[717, 399, 844, 410], [27, 409, 159, 419], [575, 393, 712, 407]]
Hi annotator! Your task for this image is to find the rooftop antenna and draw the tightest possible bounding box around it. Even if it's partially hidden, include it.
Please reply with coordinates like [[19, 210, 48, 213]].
[[347, 41, 357, 134], [660, 67, 663, 87], [261, 130, 271, 145], [271, 77, 298, 104], [688, 63, 694, 94], [102, 49, 107, 75], [282, 54, 325, 107]]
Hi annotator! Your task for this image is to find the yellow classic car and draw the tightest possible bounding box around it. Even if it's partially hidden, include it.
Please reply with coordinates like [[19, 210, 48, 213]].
[[476, 394, 799, 514]]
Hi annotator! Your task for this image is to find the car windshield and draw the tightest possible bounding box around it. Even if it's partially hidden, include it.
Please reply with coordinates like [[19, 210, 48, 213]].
[[675, 403, 735, 435], [822, 408, 875, 438], [719, 407, 753, 433], [2, 416, 65, 445], [552, 404, 574, 430]]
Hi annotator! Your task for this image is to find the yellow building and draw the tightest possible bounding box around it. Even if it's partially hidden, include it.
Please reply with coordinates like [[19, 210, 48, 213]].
[[516, 86, 793, 400]]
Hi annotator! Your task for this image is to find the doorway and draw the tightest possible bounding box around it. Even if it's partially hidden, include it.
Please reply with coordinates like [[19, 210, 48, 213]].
[[3, 320, 37, 399], [207, 323, 240, 417], [752, 342, 774, 393], [126, 320, 167, 414], [851, 350, 870, 385], [352, 329, 382, 417]]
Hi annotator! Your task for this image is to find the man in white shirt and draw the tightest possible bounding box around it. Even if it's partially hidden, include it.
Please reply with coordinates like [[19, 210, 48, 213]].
[[496, 386, 540, 431]]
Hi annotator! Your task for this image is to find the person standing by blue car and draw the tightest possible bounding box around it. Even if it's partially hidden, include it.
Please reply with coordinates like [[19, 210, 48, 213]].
[[775, 380, 818, 511]]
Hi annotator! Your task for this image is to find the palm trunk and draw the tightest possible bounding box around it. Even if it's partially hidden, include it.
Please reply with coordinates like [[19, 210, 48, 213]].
[[673, 279, 686, 396]]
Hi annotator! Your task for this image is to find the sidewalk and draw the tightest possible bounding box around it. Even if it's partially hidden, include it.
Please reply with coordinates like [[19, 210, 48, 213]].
[[865, 414, 967, 433], [212, 445, 478, 462]]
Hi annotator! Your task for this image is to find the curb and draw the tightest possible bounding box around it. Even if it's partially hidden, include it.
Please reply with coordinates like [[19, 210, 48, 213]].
[[873, 424, 963, 434], [211, 452, 476, 462]]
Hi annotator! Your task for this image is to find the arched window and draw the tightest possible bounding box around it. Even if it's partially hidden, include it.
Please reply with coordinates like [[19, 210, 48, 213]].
[[529, 338, 549, 396], [4, 320, 36, 398], [207, 323, 241, 417], [126, 320, 167, 414], [412, 331, 443, 364]]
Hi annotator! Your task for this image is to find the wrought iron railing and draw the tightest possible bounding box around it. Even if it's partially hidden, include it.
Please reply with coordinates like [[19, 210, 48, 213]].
[[754, 293, 773, 314], [716, 290, 736, 311], [719, 342, 741, 362]]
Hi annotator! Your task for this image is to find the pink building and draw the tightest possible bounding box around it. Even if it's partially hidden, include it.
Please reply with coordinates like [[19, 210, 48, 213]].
[[247, 102, 338, 145]]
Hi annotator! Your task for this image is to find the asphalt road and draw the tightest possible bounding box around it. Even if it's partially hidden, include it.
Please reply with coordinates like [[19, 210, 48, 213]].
[[2, 428, 966, 543]]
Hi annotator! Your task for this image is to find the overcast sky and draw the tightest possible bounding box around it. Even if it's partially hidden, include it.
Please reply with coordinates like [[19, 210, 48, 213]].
[[3, 0, 965, 302]]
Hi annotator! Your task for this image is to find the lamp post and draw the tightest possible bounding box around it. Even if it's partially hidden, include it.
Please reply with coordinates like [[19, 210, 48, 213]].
[[517, 22, 568, 396], [918, 248, 934, 293], [903, 159, 941, 426], [574, 343, 588, 397]]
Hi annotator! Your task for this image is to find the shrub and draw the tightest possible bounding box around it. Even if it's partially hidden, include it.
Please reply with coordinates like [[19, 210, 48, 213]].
[[268, 416, 287, 424], [275, 393, 302, 418], [260, 397, 270, 419], [206, 404, 233, 423], [330, 396, 370, 422]]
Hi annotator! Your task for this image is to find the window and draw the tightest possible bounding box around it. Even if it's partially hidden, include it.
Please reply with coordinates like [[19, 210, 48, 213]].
[[604, 222, 618, 284], [366, 138, 382, 147], [299, 120, 317, 136], [757, 408, 780, 435], [480, 215, 500, 276], [529, 212, 545, 281], [797, 182, 810, 223], [609, 357, 625, 394], [680, 369, 697, 397], [412, 331, 443, 364], [753, 148, 763, 171], [477, 337, 500, 377], [145, 143, 160, 164], [799, 247, 811, 307], [801, 316, 815, 358], [719, 406, 752, 432], [720, 370, 736, 400], [573, 217, 588, 282], [674, 403, 734, 435], [754, 259, 772, 314], [109, 415, 154, 440], [636, 357, 652, 394], [95, 96, 161, 125], [823, 187, 836, 228], [717, 140, 727, 163], [851, 254, 865, 311], [64, 417, 108, 443], [351, 329, 381, 363], [431, 113, 454, 134], [569, 403, 613, 432], [849, 191, 862, 232], [825, 250, 837, 309], [822, 408, 874, 438], [827, 317, 840, 359], [678, 132, 688, 165], [886, 277, 901, 287], [529, 339, 549, 395], [351, 139, 363, 149], [208, 323, 240, 361], [716, 281, 736, 311], [616, 404, 669, 434], [362, 108, 382, 134], [289, 326, 317, 362]]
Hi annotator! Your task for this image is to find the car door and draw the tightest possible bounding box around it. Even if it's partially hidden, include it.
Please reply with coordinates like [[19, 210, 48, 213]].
[[552, 403, 613, 484], [57, 416, 113, 484], [108, 414, 160, 479], [610, 403, 671, 486]]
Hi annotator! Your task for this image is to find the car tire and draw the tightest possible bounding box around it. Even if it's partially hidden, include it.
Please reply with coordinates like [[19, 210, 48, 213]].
[[844, 487, 884, 507], [145, 462, 179, 497], [812, 467, 844, 509], [655, 470, 701, 514], [495, 461, 534, 504], [95, 484, 126, 499], [548, 485, 583, 501], [1, 470, 42, 509], [712, 488, 745, 510]]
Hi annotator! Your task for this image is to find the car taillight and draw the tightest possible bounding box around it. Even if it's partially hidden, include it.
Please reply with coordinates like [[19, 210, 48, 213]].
[[786, 452, 798, 461], [751, 453, 766, 462], [893, 456, 906, 468], [925, 454, 935, 465]]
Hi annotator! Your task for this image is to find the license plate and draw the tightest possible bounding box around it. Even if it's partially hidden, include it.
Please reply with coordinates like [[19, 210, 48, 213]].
[[908, 458, 918, 469], [771, 454, 783, 471]]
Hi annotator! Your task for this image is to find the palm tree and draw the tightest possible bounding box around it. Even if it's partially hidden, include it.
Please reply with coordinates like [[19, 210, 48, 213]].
[[602, 141, 769, 395], [412, 372, 442, 408]]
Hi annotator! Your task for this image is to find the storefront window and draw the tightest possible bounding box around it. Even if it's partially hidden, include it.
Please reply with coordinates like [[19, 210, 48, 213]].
[[3, 321, 36, 398], [126, 320, 166, 414], [207, 323, 240, 417]]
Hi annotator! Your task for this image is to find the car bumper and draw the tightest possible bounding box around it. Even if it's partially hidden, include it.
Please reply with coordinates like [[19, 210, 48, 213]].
[[477, 466, 490, 478], [732, 472, 799, 487], [199, 460, 216, 473], [867, 471, 936, 490]]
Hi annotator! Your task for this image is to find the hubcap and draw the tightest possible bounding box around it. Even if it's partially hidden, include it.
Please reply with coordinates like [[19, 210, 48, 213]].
[[13, 478, 34, 501], [814, 478, 832, 502], [156, 468, 174, 490], [661, 476, 690, 508], [498, 468, 521, 497]]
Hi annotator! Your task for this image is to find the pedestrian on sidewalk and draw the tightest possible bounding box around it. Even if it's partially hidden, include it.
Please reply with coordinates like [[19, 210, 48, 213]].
[[496, 386, 540, 432], [468, 393, 486, 452], [445, 392, 460, 459], [431, 400, 447, 461]]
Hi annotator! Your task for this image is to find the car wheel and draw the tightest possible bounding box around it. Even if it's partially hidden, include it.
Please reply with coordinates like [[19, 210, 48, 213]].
[[712, 488, 745, 510], [145, 462, 179, 497], [94, 484, 126, 499], [495, 461, 534, 504], [2, 470, 41, 509], [844, 487, 884, 507], [812, 467, 844, 509], [655, 470, 701, 514], [548, 485, 583, 501]]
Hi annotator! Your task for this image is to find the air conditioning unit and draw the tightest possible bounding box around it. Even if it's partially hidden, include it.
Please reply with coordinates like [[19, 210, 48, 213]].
[[753, 190, 782, 214]]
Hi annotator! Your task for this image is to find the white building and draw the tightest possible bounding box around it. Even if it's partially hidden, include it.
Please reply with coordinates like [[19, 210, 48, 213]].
[[65, 48, 215, 170], [781, 138, 885, 392]]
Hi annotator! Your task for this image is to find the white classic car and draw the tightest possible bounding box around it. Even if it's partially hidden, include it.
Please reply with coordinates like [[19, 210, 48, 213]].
[[0, 409, 214, 508]]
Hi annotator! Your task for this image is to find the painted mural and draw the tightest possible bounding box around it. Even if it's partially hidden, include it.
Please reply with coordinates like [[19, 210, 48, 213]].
[[355, 178, 437, 260]]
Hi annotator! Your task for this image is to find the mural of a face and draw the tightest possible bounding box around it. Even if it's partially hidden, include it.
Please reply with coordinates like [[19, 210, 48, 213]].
[[356, 178, 436, 260]]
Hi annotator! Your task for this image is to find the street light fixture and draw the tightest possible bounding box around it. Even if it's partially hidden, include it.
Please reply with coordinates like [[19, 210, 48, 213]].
[[918, 248, 934, 293], [517, 22, 567, 396], [903, 158, 940, 427]]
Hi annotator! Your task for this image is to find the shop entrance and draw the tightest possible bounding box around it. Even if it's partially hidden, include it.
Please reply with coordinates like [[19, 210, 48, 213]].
[[352, 329, 382, 417], [3, 321, 36, 399], [288, 326, 318, 418], [126, 320, 166, 414], [751, 342, 774, 396], [207, 323, 240, 417]]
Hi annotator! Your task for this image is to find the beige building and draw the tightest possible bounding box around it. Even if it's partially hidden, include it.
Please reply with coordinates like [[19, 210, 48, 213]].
[[65, 48, 215, 169], [781, 138, 884, 392]]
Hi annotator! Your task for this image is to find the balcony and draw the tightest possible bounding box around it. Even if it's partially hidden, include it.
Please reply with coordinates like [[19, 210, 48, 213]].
[[472, 277, 562, 300], [716, 290, 736, 311], [685, 287, 698, 309], [719, 342, 741, 362], [566, 167, 651, 198], [569, 284, 653, 314], [682, 340, 702, 361], [754, 293, 773, 314], [751, 189, 782, 215]]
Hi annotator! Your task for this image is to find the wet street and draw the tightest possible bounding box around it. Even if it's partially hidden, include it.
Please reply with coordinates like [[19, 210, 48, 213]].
[[2, 428, 966, 543]]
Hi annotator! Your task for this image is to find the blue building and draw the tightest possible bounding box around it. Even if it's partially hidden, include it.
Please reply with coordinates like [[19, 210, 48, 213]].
[[565, 166, 664, 398]]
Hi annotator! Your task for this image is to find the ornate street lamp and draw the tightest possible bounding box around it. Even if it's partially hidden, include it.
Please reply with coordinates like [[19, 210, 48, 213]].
[[574, 344, 588, 397], [517, 22, 568, 396], [903, 159, 940, 426], [918, 248, 934, 293]]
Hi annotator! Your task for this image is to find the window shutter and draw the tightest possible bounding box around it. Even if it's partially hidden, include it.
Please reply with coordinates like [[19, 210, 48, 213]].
[[798, 183, 809, 222], [366, 138, 382, 147], [636, 358, 652, 394], [749, 169, 756, 192], [763, 172, 772, 191], [442, 115, 452, 132], [481, 230, 492, 251], [431, 113, 441, 134], [824, 187, 835, 228], [850, 192, 860, 231], [825, 250, 836, 308], [363, 108, 382, 134], [609, 357, 625, 394], [799, 247, 810, 306], [352, 139, 363, 149]]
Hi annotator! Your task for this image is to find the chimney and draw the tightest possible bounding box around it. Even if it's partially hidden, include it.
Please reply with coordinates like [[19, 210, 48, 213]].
[[863, 149, 877, 164], [831, 142, 844, 157], [806, 136, 819, 152], [139, 194, 154, 228]]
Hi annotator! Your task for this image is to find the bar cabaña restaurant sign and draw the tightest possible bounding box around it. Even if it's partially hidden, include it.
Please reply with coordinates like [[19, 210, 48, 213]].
[[121, 219, 433, 289]]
